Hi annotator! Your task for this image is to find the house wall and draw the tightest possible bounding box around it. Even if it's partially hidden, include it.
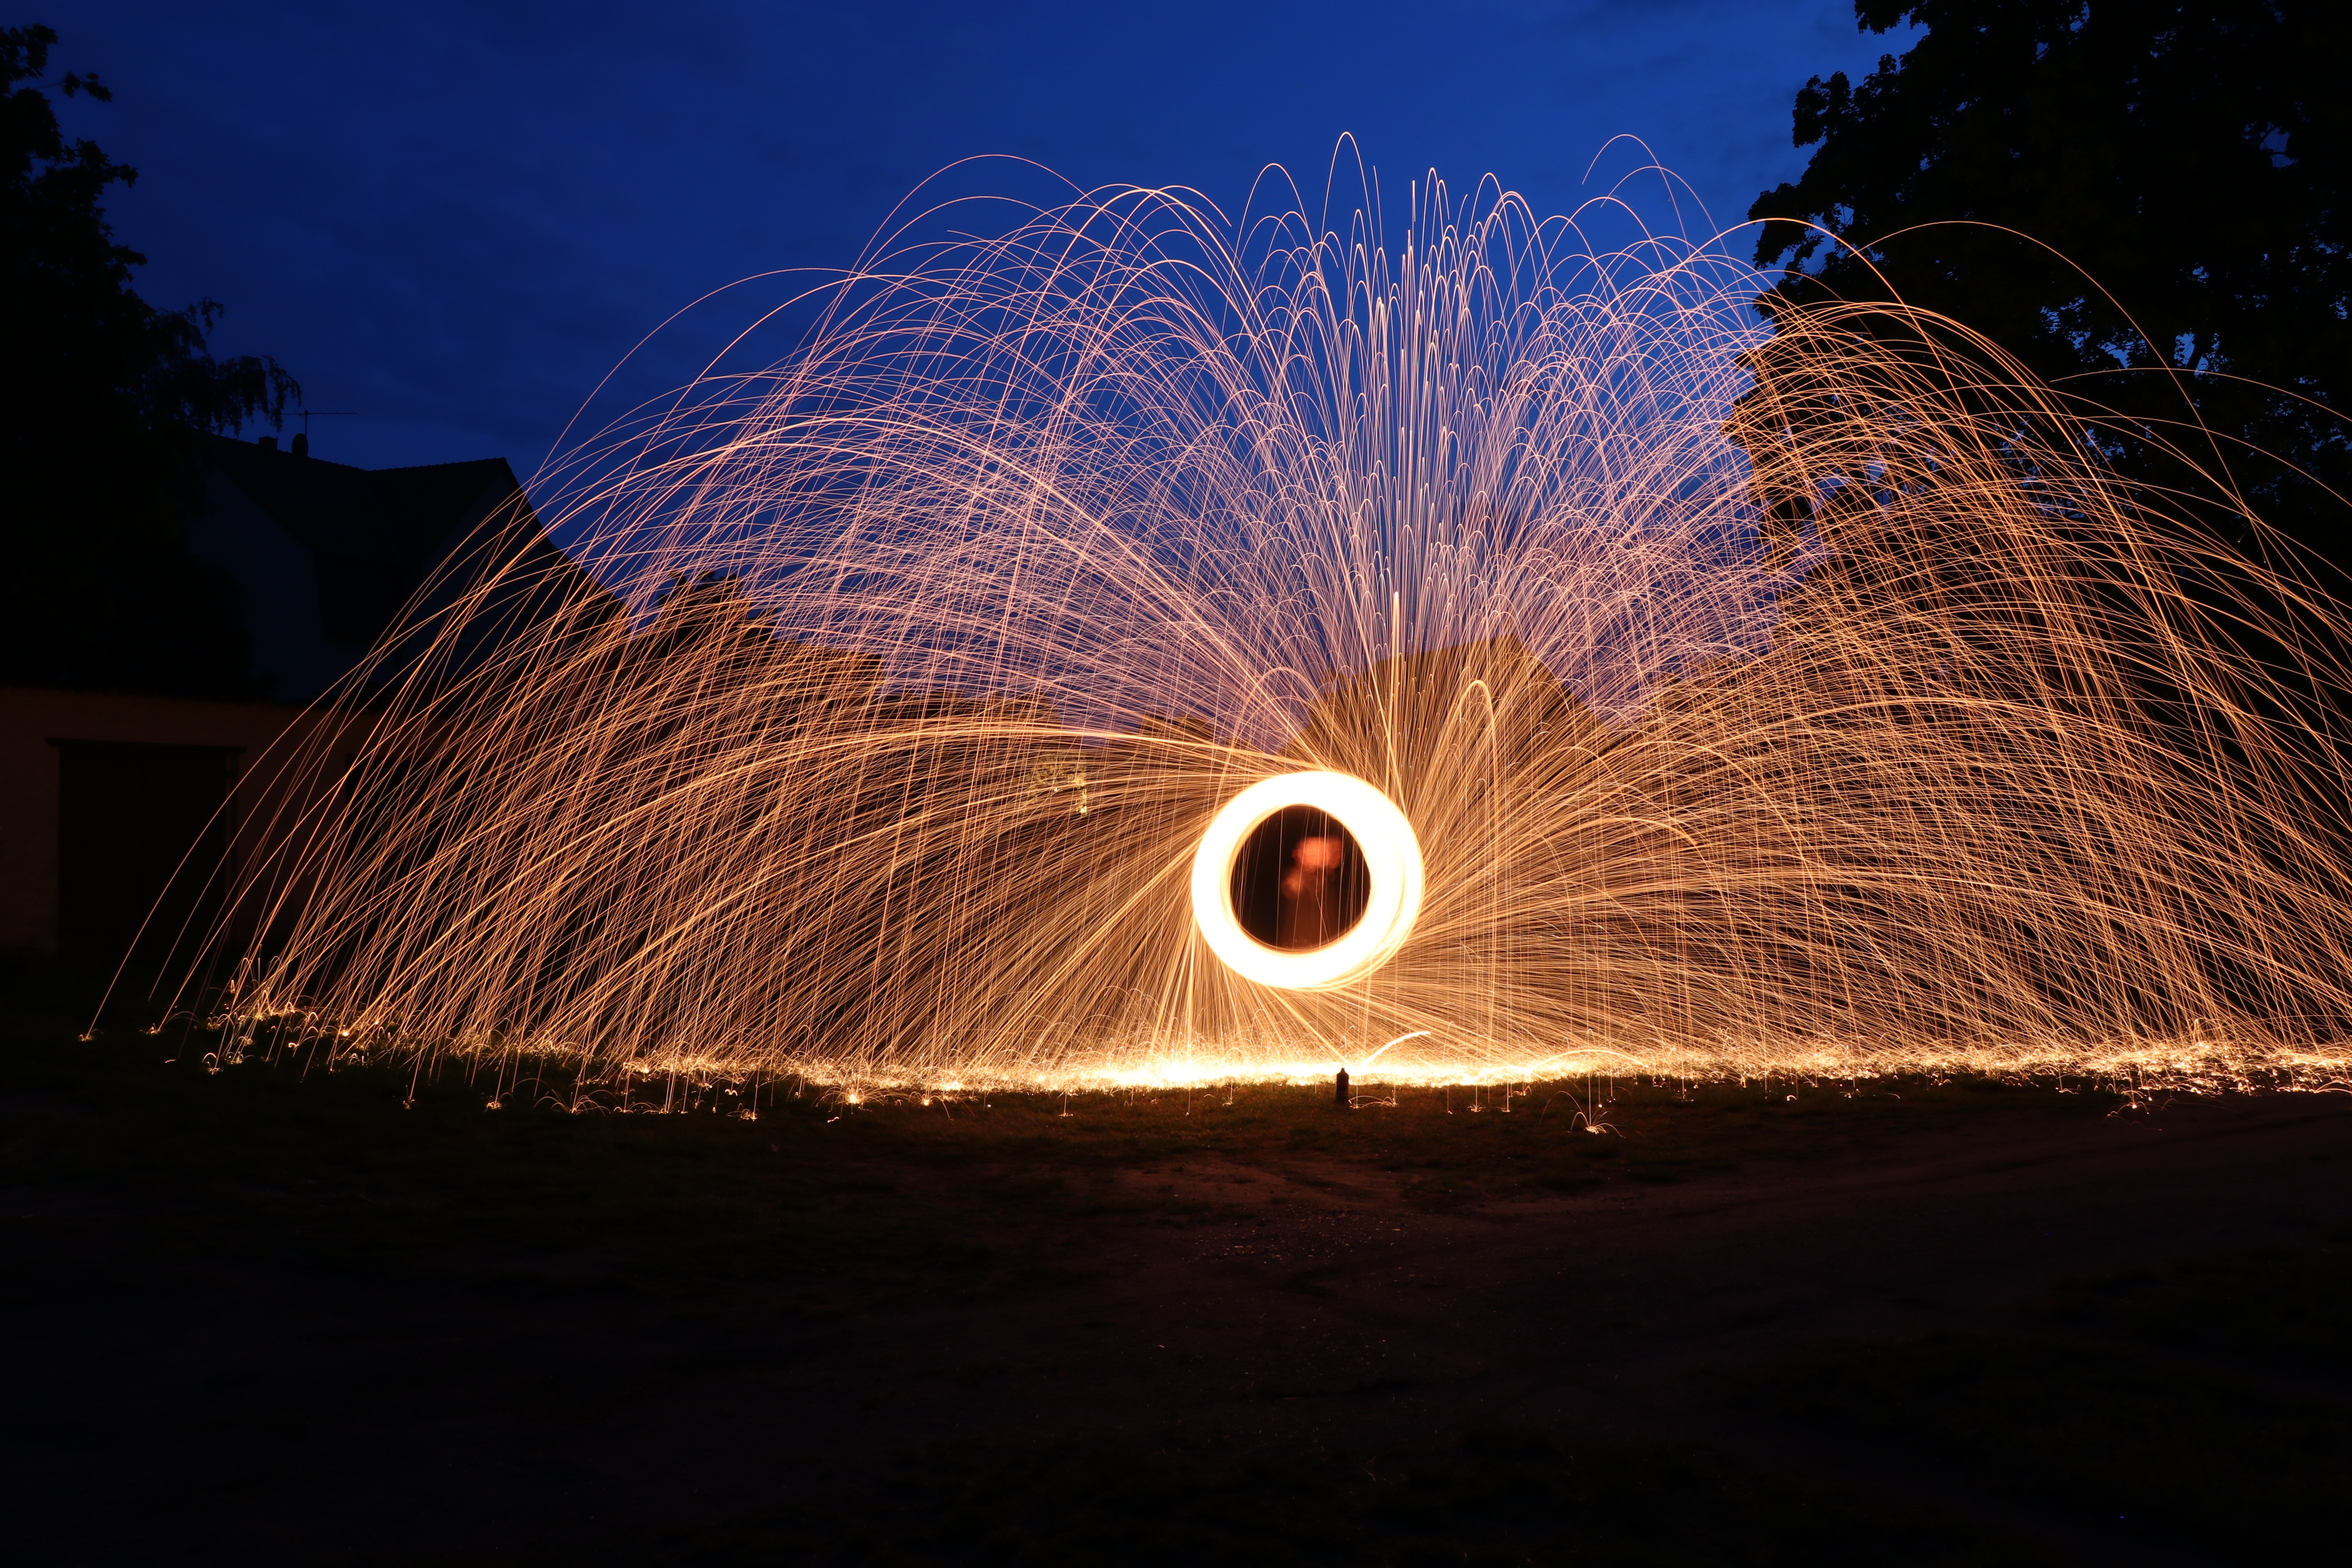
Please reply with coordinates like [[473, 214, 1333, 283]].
[[0, 686, 352, 959], [185, 466, 530, 703], [185, 468, 354, 703]]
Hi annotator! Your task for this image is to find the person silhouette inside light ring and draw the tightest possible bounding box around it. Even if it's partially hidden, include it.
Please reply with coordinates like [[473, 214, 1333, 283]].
[[1190, 772, 1424, 989]]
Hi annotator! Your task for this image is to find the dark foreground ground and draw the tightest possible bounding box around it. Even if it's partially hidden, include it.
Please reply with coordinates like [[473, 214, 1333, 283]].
[[5, 981, 2349, 1566]]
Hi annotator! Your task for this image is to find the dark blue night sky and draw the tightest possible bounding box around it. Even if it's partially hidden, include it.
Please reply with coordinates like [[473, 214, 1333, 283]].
[[43, 1, 1905, 476]]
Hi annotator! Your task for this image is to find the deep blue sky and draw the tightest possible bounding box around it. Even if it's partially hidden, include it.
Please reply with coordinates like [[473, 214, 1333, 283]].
[[45, 1, 1903, 476]]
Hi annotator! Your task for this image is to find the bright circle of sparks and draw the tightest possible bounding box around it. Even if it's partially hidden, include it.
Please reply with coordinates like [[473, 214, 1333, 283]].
[[1190, 771, 1425, 990]]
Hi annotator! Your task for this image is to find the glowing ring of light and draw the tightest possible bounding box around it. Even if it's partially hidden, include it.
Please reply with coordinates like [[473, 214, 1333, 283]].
[[1190, 771, 1424, 990]]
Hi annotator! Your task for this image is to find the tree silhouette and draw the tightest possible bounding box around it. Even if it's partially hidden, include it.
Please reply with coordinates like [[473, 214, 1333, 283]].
[[1749, 2, 2348, 567], [2, 22, 300, 697]]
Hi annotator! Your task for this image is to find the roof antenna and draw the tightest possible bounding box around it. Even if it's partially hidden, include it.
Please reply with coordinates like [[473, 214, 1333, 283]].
[[287, 407, 358, 457]]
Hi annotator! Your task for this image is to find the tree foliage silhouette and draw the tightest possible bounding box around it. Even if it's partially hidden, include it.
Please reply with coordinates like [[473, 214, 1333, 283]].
[[1749, 1, 2349, 566], [2, 21, 299, 697]]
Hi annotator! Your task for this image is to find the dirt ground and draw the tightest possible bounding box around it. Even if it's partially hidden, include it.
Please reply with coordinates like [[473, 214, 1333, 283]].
[[6, 1018, 2349, 1564]]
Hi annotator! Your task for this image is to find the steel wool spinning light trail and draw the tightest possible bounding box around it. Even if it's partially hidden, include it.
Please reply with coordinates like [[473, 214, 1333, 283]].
[[1190, 771, 1425, 992], [195, 169, 2352, 1091]]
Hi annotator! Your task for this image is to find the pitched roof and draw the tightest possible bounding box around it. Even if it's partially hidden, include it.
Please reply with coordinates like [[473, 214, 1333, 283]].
[[203, 437, 517, 572], [1284, 634, 1613, 780]]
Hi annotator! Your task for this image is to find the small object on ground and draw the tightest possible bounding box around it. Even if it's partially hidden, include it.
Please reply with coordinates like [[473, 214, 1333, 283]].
[[1336, 1067, 1350, 1108]]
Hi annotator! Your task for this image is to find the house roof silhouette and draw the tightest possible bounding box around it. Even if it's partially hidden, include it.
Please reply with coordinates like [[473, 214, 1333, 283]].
[[192, 436, 612, 701]]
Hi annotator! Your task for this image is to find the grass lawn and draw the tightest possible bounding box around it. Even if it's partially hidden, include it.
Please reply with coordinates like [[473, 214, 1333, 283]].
[[5, 971, 2346, 1564]]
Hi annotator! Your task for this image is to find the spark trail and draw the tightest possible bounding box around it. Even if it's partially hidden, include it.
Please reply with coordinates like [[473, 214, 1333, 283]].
[[194, 170, 2352, 1093]]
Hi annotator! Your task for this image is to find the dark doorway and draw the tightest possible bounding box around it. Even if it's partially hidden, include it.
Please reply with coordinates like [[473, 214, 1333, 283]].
[[55, 741, 238, 971], [1229, 804, 1370, 951]]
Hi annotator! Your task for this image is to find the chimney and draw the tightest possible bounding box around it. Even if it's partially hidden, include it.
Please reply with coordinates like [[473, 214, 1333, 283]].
[[258, 435, 278, 450], [291, 432, 310, 458]]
